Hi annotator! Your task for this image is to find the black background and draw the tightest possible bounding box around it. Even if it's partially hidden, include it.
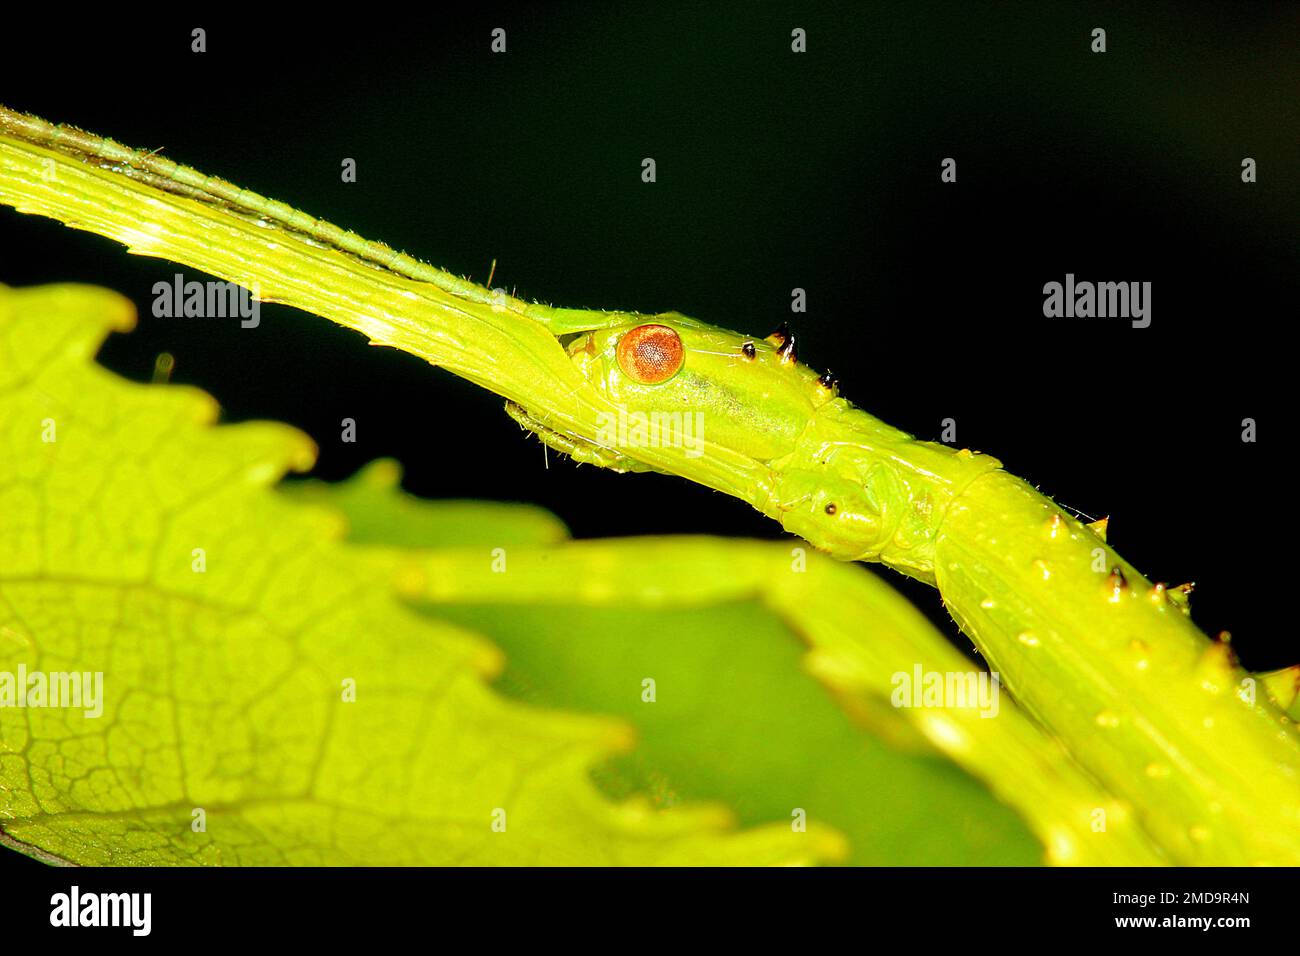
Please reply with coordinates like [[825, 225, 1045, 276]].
[[0, 3, 1292, 679]]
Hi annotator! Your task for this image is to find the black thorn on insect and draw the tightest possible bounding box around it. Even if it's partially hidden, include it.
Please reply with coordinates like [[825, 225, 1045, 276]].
[[776, 330, 798, 364], [817, 369, 838, 390], [741, 341, 756, 359], [766, 322, 791, 346]]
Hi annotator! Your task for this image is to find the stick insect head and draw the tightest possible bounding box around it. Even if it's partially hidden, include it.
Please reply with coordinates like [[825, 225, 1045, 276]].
[[559, 314, 901, 561], [561, 313, 836, 462]]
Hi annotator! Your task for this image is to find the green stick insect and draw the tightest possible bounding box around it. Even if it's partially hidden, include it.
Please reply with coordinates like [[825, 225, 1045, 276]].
[[1, 105, 1297, 866]]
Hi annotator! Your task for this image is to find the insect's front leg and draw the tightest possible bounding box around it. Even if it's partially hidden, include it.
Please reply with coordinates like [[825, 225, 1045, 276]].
[[504, 401, 657, 474]]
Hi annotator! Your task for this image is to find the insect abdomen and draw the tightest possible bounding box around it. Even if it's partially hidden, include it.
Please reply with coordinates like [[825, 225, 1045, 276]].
[[935, 470, 1300, 864]]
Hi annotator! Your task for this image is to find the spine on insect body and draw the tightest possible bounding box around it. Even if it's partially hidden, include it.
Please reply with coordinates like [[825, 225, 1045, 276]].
[[933, 470, 1300, 865]]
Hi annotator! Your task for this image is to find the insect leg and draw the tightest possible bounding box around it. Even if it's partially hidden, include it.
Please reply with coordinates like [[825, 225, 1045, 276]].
[[504, 401, 655, 474]]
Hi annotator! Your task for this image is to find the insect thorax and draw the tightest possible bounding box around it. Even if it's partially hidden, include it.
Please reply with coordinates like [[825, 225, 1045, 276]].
[[770, 400, 1002, 579]]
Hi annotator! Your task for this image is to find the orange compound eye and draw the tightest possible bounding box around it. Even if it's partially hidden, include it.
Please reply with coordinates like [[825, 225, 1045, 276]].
[[615, 324, 684, 384]]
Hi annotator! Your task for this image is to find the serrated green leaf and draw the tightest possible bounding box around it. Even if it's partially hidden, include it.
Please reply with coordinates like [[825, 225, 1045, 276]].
[[292, 461, 1043, 864], [302, 462, 1175, 865], [0, 283, 838, 866], [284, 461, 570, 550]]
